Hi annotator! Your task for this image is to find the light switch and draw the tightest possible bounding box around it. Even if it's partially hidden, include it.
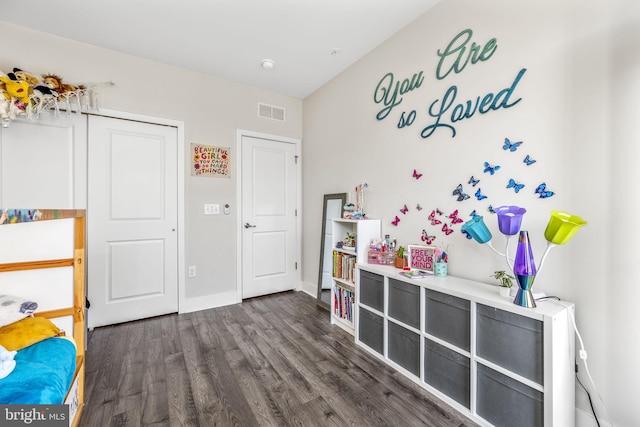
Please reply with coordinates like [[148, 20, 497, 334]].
[[204, 204, 220, 215]]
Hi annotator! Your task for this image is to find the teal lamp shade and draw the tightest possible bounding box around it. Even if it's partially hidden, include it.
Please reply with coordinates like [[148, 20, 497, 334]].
[[495, 205, 527, 236], [544, 210, 587, 245], [513, 230, 537, 308], [461, 215, 492, 244]]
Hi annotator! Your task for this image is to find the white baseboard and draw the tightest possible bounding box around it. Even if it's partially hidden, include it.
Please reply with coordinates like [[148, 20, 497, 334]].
[[576, 407, 612, 427], [299, 280, 317, 298], [179, 290, 239, 313]]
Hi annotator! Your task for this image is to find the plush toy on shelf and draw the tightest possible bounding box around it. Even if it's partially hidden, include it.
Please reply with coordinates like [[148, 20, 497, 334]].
[[0, 75, 30, 104], [42, 73, 84, 100], [10, 67, 56, 98]]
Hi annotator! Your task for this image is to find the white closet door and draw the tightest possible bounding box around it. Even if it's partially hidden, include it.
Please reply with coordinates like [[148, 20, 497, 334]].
[[87, 115, 178, 328], [241, 135, 298, 299], [0, 113, 87, 208]]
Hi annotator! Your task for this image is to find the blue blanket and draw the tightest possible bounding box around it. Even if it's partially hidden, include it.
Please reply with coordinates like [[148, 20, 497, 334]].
[[0, 337, 76, 404]]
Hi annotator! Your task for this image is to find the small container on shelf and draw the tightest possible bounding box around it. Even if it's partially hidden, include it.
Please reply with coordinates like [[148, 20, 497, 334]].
[[368, 250, 395, 265]]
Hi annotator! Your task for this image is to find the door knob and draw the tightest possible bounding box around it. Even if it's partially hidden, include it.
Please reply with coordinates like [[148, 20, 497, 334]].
[[244, 223, 256, 228]]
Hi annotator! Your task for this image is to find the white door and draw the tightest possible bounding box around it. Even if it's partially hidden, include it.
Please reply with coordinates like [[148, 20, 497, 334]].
[[87, 115, 178, 328], [241, 135, 298, 299], [0, 113, 87, 208]]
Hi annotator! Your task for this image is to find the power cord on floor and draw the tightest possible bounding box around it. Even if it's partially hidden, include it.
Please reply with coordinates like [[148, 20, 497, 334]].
[[577, 374, 601, 427], [538, 296, 614, 427]]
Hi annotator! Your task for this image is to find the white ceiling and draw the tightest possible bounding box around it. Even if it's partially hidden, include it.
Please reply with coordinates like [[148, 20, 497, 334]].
[[0, 0, 441, 99]]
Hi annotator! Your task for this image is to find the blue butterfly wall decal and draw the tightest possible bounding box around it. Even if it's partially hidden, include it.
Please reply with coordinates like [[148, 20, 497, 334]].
[[468, 176, 480, 187], [483, 162, 501, 175], [452, 184, 470, 201], [475, 188, 487, 200], [523, 154, 537, 166], [535, 183, 555, 198], [503, 138, 523, 152], [507, 178, 525, 193]]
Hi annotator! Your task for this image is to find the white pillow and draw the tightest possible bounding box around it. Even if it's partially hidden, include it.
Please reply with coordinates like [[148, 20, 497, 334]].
[[0, 294, 38, 328]]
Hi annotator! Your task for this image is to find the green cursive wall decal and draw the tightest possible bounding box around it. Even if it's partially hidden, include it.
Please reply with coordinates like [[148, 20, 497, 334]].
[[373, 28, 526, 140], [421, 68, 526, 139], [373, 71, 425, 120], [436, 29, 498, 80]]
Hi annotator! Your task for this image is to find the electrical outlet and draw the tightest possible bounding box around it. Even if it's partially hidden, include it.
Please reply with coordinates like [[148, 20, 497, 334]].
[[188, 266, 196, 277]]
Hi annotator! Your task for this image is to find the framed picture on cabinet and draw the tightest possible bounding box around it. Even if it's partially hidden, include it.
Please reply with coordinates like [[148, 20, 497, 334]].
[[407, 245, 436, 273]]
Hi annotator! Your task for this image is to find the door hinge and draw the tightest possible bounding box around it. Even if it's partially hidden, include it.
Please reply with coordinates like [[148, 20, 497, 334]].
[[295, 209, 297, 216], [294, 155, 299, 164], [295, 262, 298, 270]]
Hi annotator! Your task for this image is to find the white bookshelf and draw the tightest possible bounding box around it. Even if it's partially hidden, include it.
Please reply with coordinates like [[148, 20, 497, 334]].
[[330, 218, 380, 335]]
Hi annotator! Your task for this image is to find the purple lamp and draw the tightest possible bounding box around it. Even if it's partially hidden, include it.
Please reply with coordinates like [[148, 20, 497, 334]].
[[495, 206, 527, 236], [513, 230, 537, 307], [464, 205, 587, 309]]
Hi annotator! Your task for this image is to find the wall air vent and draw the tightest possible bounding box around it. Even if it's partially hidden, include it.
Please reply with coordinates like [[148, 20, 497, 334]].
[[257, 103, 286, 122]]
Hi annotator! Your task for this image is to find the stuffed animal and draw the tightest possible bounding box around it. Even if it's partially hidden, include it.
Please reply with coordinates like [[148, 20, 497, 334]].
[[0, 76, 30, 104], [42, 73, 84, 99], [343, 203, 357, 219], [0, 73, 10, 125], [10, 67, 54, 97]]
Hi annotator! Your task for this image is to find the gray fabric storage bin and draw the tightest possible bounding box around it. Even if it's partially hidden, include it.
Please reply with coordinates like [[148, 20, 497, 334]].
[[388, 321, 420, 376], [476, 304, 543, 384], [388, 278, 420, 329], [477, 364, 544, 427], [425, 290, 470, 351], [360, 270, 384, 311], [359, 307, 384, 355], [424, 339, 470, 409]]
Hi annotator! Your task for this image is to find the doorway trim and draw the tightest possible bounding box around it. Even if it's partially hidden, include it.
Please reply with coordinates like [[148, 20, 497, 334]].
[[235, 129, 302, 302], [86, 107, 186, 314]]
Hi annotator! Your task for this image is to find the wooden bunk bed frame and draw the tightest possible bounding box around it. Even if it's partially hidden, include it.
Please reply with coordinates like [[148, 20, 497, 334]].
[[0, 209, 85, 427]]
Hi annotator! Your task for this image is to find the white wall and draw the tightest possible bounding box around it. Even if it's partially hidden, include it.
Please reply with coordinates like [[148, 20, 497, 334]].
[[0, 21, 303, 312], [303, 0, 638, 425]]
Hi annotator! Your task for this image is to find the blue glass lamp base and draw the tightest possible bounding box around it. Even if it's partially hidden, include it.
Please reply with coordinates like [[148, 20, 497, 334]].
[[514, 274, 537, 308], [514, 289, 536, 308]]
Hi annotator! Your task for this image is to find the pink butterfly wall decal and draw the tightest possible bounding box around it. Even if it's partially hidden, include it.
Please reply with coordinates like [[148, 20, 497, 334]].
[[448, 210, 463, 224], [421, 229, 436, 245], [428, 210, 442, 225], [442, 224, 454, 235]]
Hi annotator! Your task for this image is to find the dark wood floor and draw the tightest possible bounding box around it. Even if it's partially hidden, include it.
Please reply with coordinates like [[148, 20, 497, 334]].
[[81, 291, 475, 427]]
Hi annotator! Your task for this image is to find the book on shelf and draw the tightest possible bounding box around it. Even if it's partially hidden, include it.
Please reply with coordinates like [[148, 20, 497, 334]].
[[333, 250, 356, 283], [333, 285, 354, 322], [399, 269, 433, 279]]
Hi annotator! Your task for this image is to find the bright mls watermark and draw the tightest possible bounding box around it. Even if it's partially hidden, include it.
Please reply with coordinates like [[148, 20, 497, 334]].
[[0, 405, 68, 426]]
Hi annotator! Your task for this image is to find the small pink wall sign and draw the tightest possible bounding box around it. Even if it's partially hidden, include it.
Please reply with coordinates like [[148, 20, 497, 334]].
[[191, 144, 230, 178]]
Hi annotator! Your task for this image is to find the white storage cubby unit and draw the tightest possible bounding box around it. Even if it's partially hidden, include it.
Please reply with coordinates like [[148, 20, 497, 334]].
[[330, 218, 380, 335], [356, 263, 575, 427]]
